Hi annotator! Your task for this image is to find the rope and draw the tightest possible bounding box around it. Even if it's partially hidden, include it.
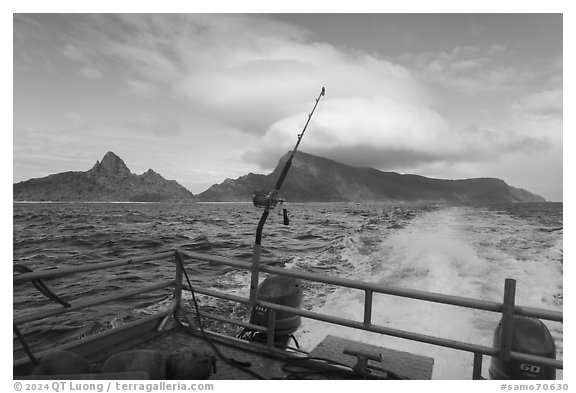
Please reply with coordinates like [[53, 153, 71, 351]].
[[13, 264, 71, 308], [13, 323, 39, 365], [175, 256, 267, 380], [13, 264, 73, 367], [174, 257, 403, 380]]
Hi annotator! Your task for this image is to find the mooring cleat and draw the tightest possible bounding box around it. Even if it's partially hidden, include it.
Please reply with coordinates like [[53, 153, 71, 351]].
[[343, 348, 382, 378]]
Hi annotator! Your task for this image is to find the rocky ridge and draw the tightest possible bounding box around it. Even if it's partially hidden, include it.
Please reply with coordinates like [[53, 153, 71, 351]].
[[13, 152, 195, 202]]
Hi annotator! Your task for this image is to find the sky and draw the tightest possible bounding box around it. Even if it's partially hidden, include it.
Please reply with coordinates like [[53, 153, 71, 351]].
[[12, 12, 564, 201]]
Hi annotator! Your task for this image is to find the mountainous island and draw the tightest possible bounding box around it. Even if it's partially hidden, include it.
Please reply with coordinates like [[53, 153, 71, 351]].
[[196, 151, 545, 203], [13, 150, 545, 203], [13, 152, 195, 202]]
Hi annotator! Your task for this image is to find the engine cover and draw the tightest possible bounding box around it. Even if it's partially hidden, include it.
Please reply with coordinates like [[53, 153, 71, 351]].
[[489, 316, 556, 379]]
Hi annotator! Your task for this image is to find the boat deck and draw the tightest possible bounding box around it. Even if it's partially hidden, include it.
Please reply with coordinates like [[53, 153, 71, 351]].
[[311, 335, 434, 380], [128, 327, 291, 380], [89, 325, 435, 380]]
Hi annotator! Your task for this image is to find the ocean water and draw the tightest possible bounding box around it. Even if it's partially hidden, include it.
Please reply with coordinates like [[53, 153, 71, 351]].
[[12, 201, 563, 379]]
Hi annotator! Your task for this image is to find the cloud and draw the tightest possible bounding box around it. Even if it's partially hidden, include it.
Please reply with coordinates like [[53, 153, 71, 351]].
[[126, 112, 181, 136], [513, 88, 563, 117], [126, 79, 159, 96], [62, 44, 93, 63], [78, 67, 103, 79], [174, 49, 430, 133], [400, 44, 528, 94], [246, 95, 548, 169], [50, 14, 430, 134], [106, 41, 182, 83], [63, 112, 87, 129]]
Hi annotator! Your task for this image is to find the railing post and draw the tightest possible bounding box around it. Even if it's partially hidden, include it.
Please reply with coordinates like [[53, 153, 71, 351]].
[[472, 353, 483, 379], [499, 278, 516, 362], [364, 290, 373, 326], [173, 250, 184, 321]]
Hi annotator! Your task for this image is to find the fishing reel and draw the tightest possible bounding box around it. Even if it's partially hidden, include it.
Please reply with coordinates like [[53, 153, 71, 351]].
[[252, 190, 290, 225], [252, 190, 279, 209]]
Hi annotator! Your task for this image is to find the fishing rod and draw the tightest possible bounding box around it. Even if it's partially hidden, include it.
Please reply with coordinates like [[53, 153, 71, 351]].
[[249, 87, 325, 303]]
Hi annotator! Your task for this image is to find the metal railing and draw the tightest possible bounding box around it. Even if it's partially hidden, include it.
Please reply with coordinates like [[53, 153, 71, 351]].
[[13, 249, 563, 379], [177, 250, 563, 379]]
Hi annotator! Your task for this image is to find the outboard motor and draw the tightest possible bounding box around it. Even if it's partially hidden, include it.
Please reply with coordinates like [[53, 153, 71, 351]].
[[490, 316, 556, 379], [239, 275, 302, 348]]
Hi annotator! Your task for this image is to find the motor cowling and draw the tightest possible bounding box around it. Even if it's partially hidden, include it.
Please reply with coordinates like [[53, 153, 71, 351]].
[[245, 275, 302, 347], [489, 316, 556, 380]]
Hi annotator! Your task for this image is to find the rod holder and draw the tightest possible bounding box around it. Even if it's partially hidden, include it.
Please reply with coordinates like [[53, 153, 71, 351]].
[[500, 278, 517, 362], [250, 244, 262, 304]]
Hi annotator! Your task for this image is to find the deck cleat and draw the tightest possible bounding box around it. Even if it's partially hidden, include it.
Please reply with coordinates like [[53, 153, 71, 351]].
[[343, 348, 383, 378]]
